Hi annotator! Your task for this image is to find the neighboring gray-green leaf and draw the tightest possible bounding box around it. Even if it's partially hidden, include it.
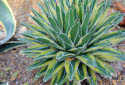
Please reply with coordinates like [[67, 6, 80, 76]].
[[0, 41, 25, 53], [0, 0, 16, 45]]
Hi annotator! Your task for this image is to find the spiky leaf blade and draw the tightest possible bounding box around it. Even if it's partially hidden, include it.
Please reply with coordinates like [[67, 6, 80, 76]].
[[75, 63, 88, 81], [93, 47, 125, 61], [87, 68, 97, 85], [65, 59, 80, 81], [68, 21, 80, 44], [57, 33, 74, 50], [76, 54, 97, 67], [33, 49, 56, 61], [43, 58, 64, 82], [33, 66, 47, 81], [27, 58, 52, 71]]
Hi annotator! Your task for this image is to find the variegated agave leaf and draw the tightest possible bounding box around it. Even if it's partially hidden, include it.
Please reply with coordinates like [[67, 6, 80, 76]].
[[20, 0, 125, 85], [0, 0, 25, 53]]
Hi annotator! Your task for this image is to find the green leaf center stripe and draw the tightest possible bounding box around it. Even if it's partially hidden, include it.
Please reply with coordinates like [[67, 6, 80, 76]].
[[56, 51, 70, 60], [76, 28, 95, 47], [43, 58, 64, 82], [98, 30, 125, 42], [76, 55, 110, 77], [65, 10, 70, 34], [36, 37, 63, 50], [33, 49, 56, 61], [21, 22, 46, 34], [84, 40, 111, 53], [65, 60, 80, 81], [33, 66, 48, 81], [48, 17, 62, 33], [56, 5, 63, 31], [87, 68, 97, 85], [27, 58, 52, 71], [76, 54, 97, 67], [21, 47, 49, 53], [51, 68, 68, 85], [30, 16, 57, 40], [58, 33, 75, 49], [93, 47, 125, 61], [68, 21, 80, 45], [56, 68, 66, 84], [82, 9, 90, 36], [75, 63, 88, 81]]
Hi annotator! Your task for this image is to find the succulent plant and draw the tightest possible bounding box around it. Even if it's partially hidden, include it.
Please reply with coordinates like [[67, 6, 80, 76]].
[[20, 0, 125, 85]]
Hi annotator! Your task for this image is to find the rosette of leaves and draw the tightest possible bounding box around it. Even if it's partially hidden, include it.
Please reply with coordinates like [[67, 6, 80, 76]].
[[20, 0, 125, 85]]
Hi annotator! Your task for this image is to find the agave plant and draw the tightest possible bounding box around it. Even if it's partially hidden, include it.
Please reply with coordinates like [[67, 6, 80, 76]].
[[20, 0, 125, 84]]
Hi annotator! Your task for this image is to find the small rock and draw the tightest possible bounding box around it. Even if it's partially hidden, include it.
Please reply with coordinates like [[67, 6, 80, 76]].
[[0, 71, 4, 77], [23, 82, 28, 85], [112, 80, 116, 85], [116, 80, 123, 85], [5, 67, 11, 71], [10, 71, 19, 81], [14, 26, 27, 39], [17, 74, 22, 79]]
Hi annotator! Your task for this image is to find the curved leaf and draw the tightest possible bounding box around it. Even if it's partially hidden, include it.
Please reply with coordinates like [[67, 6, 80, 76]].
[[87, 68, 97, 85], [36, 37, 63, 50], [75, 63, 88, 81], [43, 58, 64, 82], [48, 17, 61, 33], [76, 55, 110, 77], [33, 66, 48, 81], [33, 49, 56, 61], [57, 33, 74, 50], [93, 47, 125, 61], [56, 5, 63, 31], [21, 22, 46, 35], [81, 9, 90, 36], [56, 51, 74, 61], [68, 21, 80, 44], [76, 54, 97, 67], [27, 58, 52, 71], [0, 41, 25, 53], [65, 59, 80, 81], [0, 0, 16, 45], [76, 28, 95, 47], [98, 30, 125, 42], [51, 68, 68, 85]]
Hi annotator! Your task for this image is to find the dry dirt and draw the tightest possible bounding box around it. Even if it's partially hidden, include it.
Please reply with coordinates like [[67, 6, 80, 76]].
[[0, 0, 125, 85]]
